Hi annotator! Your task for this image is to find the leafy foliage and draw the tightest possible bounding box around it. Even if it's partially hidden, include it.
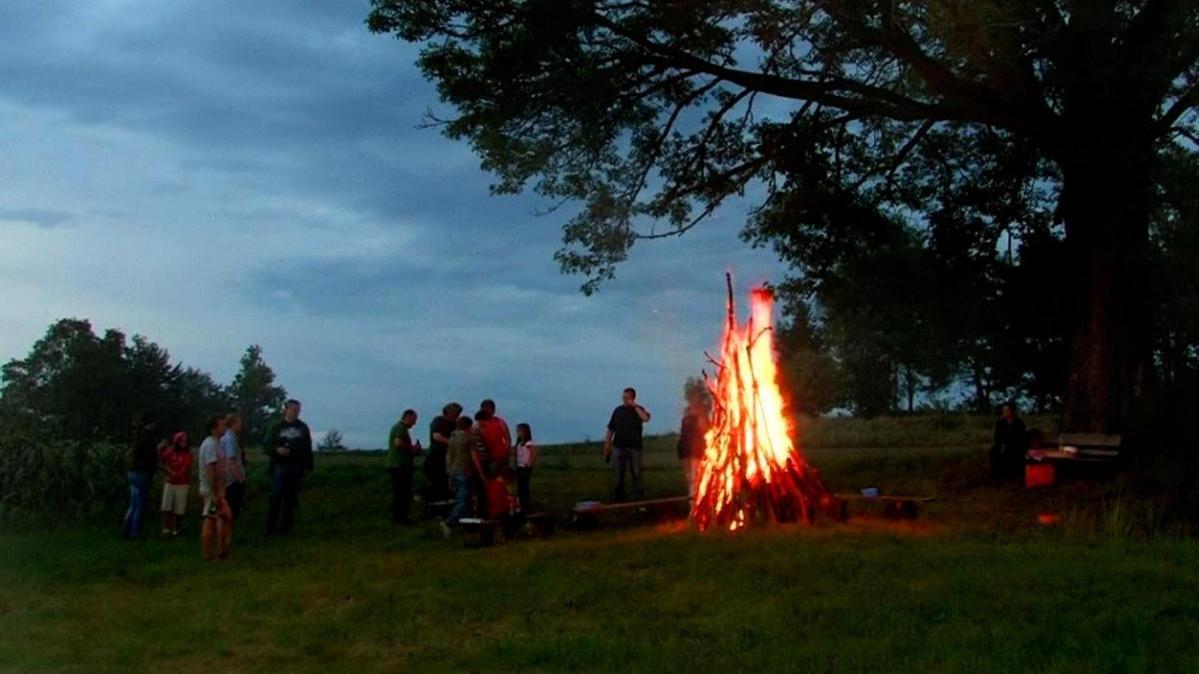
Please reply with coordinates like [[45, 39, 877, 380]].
[[228, 345, 287, 448], [319, 429, 346, 453], [0, 319, 231, 443], [369, 0, 1199, 429]]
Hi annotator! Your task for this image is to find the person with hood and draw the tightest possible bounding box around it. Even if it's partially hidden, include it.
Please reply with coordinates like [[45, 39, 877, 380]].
[[158, 431, 193, 536], [122, 412, 164, 540]]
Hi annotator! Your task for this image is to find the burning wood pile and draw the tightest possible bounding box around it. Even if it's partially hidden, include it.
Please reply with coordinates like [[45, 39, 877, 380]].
[[691, 275, 841, 531]]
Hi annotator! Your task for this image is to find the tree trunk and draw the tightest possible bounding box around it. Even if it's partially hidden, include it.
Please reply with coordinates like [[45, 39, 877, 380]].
[[1056, 120, 1157, 434]]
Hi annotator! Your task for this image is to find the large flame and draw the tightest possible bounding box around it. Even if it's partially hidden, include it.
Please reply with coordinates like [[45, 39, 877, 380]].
[[691, 275, 838, 531]]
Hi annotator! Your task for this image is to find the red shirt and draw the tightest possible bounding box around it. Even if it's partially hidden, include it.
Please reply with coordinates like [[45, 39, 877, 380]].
[[485, 477, 518, 520], [477, 416, 511, 465], [160, 448, 194, 485]]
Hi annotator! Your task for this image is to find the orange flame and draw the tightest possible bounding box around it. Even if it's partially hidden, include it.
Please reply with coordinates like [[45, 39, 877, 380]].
[[691, 275, 837, 531]]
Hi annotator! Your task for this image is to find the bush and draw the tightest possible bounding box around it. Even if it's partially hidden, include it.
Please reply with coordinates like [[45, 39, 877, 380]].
[[0, 433, 129, 521]]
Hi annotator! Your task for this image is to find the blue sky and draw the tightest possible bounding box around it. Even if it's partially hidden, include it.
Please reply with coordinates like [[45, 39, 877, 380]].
[[0, 0, 787, 447]]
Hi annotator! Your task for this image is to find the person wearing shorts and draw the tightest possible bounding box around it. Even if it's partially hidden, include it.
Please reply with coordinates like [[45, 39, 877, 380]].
[[198, 416, 232, 561], [221, 413, 247, 522], [158, 431, 193, 536]]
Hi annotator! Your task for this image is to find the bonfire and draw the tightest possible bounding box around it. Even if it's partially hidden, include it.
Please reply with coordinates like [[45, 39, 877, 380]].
[[691, 274, 840, 531]]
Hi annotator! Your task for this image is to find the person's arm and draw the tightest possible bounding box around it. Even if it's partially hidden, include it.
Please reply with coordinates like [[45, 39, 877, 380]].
[[603, 428, 614, 459], [264, 423, 283, 458], [635, 404, 651, 422], [528, 442, 538, 468], [431, 420, 452, 446], [301, 424, 315, 472], [207, 457, 225, 503]]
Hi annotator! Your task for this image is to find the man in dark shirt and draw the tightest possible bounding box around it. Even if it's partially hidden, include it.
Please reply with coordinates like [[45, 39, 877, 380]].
[[604, 387, 652, 502], [990, 402, 1028, 480], [122, 412, 163, 540], [424, 402, 461, 504], [264, 399, 314, 536]]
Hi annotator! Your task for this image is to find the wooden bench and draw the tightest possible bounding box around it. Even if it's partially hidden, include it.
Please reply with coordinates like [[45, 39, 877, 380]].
[[1055, 433, 1122, 460], [570, 496, 692, 528]]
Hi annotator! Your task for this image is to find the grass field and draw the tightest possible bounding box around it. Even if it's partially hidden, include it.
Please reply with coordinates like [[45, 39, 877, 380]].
[[2, 418, 1198, 673]]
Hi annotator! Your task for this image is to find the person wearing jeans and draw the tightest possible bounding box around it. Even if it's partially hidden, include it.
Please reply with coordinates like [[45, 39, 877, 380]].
[[604, 387, 651, 502], [442, 415, 477, 535], [267, 464, 304, 535], [264, 399, 314, 536], [122, 413, 162, 540], [122, 471, 153, 539]]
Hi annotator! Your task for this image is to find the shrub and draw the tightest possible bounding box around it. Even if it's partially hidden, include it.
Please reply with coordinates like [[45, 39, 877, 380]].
[[0, 432, 129, 520]]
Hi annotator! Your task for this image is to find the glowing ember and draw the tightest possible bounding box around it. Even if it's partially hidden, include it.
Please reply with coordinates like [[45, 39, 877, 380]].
[[692, 274, 840, 531]]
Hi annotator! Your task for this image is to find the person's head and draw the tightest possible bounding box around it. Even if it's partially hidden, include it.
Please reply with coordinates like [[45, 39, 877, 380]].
[[284, 399, 301, 422], [622, 387, 637, 405], [172, 431, 189, 451], [225, 412, 242, 434], [1001, 402, 1016, 420], [474, 409, 489, 423], [207, 415, 227, 438], [401, 409, 418, 427], [480, 399, 497, 415], [443, 402, 463, 420], [516, 423, 532, 444], [456, 415, 473, 431]]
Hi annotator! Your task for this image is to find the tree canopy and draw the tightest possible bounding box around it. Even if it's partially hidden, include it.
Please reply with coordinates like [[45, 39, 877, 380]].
[[0, 320, 287, 446], [369, 0, 1199, 431]]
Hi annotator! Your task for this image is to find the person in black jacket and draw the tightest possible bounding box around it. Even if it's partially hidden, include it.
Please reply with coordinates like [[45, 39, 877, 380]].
[[264, 399, 314, 536], [122, 412, 164, 540], [990, 402, 1028, 480]]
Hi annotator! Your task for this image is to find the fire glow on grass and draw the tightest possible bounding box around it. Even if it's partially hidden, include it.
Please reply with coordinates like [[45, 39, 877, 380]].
[[692, 274, 839, 532]]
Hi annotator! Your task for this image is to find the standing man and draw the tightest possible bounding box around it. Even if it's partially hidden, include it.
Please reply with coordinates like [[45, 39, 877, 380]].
[[198, 415, 231, 561], [388, 409, 420, 525], [604, 387, 651, 502], [221, 413, 247, 524], [264, 399, 314, 536], [425, 403, 460, 504], [122, 412, 163, 540]]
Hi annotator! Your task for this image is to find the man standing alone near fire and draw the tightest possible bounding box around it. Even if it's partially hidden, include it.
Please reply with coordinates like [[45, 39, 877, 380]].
[[604, 387, 651, 502]]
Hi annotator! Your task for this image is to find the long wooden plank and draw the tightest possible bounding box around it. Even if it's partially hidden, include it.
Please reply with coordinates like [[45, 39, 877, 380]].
[[572, 496, 691, 513]]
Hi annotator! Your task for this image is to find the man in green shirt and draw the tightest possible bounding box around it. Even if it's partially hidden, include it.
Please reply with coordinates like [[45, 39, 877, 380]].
[[387, 409, 420, 524]]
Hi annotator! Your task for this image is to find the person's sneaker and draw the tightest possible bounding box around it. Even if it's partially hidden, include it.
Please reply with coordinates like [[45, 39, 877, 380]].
[[439, 521, 452, 539], [161, 529, 171, 537]]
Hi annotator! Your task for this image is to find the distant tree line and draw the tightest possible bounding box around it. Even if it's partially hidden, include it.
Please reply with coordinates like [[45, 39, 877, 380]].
[[0, 319, 287, 445]]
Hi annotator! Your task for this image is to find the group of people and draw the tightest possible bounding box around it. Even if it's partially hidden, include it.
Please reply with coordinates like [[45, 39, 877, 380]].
[[121, 399, 314, 560], [386, 398, 539, 537], [120, 385, 708, 554]]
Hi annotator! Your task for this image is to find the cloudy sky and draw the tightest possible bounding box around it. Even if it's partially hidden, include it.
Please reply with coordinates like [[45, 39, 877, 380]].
[[0, 0, 786, 447]]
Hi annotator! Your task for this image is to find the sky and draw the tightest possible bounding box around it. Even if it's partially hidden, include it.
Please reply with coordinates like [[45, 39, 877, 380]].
[[0, 0, 787, 448]]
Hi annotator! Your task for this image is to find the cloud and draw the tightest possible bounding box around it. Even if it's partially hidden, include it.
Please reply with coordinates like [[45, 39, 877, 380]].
[[0, 207, 73, 228], [0, 0, 788, 447]]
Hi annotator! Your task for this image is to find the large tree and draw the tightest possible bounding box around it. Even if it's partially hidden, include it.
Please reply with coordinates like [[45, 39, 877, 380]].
[[369, 0, 1199, 433], [0, 319, 230, 442], [227, 345, 287, 446]]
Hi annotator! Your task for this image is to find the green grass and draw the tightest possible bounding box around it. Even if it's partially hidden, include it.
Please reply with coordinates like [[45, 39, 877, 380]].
[[2, 419, 1197, 673]]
